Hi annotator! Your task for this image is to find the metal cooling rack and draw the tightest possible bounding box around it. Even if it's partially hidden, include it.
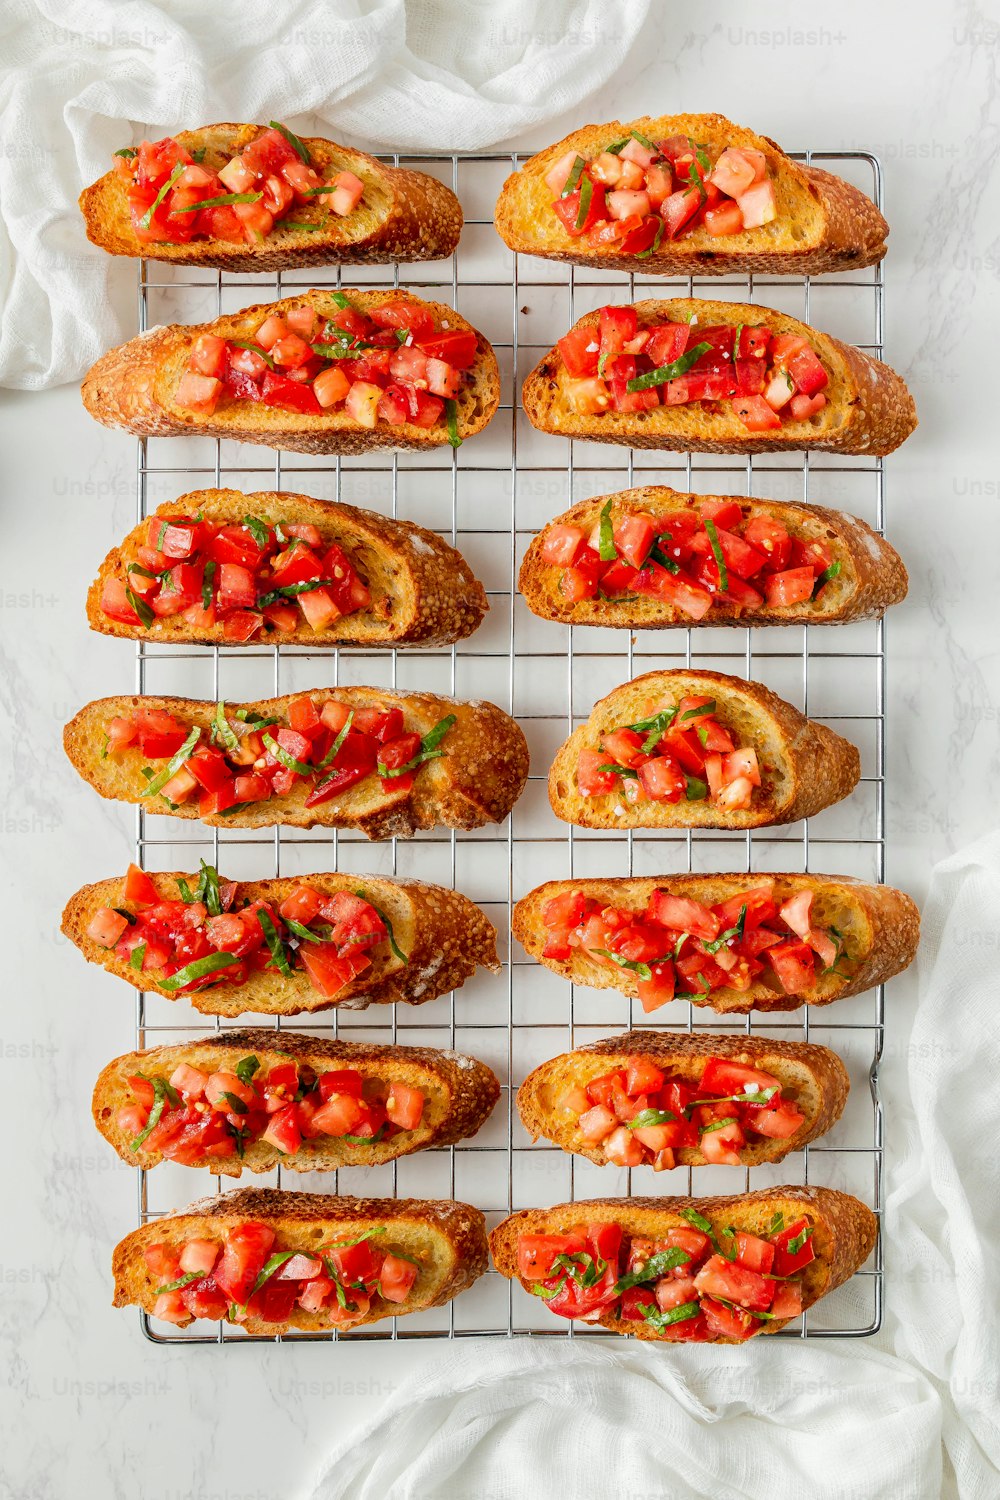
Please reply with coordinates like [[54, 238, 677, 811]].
[[128, 147, 887, 1343]]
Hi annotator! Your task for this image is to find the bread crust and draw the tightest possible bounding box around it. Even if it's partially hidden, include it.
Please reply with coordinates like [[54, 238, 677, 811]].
[[112, 1187, 489, 1333], [522, 296, 916, 457], [63, 689, 529, 837], [88, 488, 488, 648], [495, 113, 887, 276], [93, 1029, 500, 1176], [548, 669, 859, 830], [80, 123, 463, 269], [518, 1030, 849, 1166], [62, 870, 500, 1015], [81, 289, 500, 455], [519, 486, 907, 629], [489, 1186, 878, 1341], [513, 873, 920, 1014]]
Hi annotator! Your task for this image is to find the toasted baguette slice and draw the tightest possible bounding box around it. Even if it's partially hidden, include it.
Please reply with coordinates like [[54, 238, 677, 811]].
[[64, 688, 528, 837], [520, 486, 907, 629], [549, 669, 858, 829], [518, 1031, 848, 1166], [88, 487, 488, 648], [81, 290, 500, 456], [490, 1186, 877, 1341], [62, 871, 499, 1015], [81, 123, 463, 271], [496, 113, 887, 276], [522, 297, 916, 457], [113, 1188, 488, 1333], [513, 873, 920, 1014], [94, 1030, 500, 1175]]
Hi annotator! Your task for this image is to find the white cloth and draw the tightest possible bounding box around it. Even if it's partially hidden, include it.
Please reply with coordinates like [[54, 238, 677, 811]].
[[308, 833, 1000, 1500], [0, 0, 652, 389]]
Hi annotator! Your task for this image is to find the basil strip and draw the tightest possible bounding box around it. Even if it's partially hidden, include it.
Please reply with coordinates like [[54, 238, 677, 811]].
[[378, 714, 456, 779], [310, 337, 377, 359], [284, 917, 323, 945], [113, 906, 136, 925], [222, 1091, 248, 1115], [597, 497, 617, 561], [242, 515, 270, 548], [245, 1251, 297, 1305], [114, 147, 137, 160], [812, 560, 842, 598], [256, 579, 332, 608], [354, 891, 408, 964], [258, 908, 293, 976], [139, 162, 185, 229], [700, 907, 747, 953], [301, 184, 338, 195], [626, 707, 676, 755], [330, 291, 353, 309], [340, 1126, 389, 1145], [195, 859, 222, 917], [159, 951, 241, 992], [787, 1224, 815, 1256], [309, 711, 356, 795], [174, 191, 263, 213], [284, 221, 324, 232], [612, 1247, 690, 1293], [268, 120, 311, 164], [626, 1108, 676, 1130], [124, 585, 154, 628], [155, 1270, 205, 1295], [649, 541, 680, 574], [201, 559, 216, 609], [235, 1055, 260, 1087], [700, 1115, 739, 1134], [230, 338, 276, 370], [635, 217, 665, 261], [321, 710, 354, 767], [573, 172, 593, 230], [769, 1211, 786, 1235], [594, 948, 653, 981], [561, 155, 586, 197], [685, 776, 708, 801], [680, 699, 715, 720], [128, 1076, 178, 1151], [129, 941, 147, 971], [139, 727, 200, 798], [680, 1207, 736, 1260], [332, 1228, 387, 1251], [703, 517, 729, 593], [625, 341, 712, 392], [444, 398, 461, 449], [212, 703, 241, 754], [640, 1299, 702, 1332], [262, 732, 315, 778]]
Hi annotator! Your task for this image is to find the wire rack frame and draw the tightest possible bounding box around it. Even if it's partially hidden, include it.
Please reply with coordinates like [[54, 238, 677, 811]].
[[127, 147, 887, 1344]]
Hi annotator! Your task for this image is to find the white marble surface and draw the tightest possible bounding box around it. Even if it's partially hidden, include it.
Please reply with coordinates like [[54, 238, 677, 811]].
[[5, 4, 1000, 1495]]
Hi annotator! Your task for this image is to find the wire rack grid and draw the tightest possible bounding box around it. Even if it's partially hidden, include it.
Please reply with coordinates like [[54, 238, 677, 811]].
[[127, 146, 888, 1343]]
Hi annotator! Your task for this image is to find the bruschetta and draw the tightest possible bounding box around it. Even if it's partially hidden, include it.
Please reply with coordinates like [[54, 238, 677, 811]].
[[548, 669, 859, 830], [522, 297, 916, 456], [93, 1030, 500, 1176], [519, 486, 907, 628], [63, 687, 529, 837], [90, 487, 488, 647], [490, 1186, 877, 1342], [113, 1187, 489, 1332], [517, 1031, 848, 1169], [495, 113, 887, 276], [512, 873, 920, 1014], [62, 865, 499, 1015], [82, 122, 463, 270], [81, 289, 500, 455]]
